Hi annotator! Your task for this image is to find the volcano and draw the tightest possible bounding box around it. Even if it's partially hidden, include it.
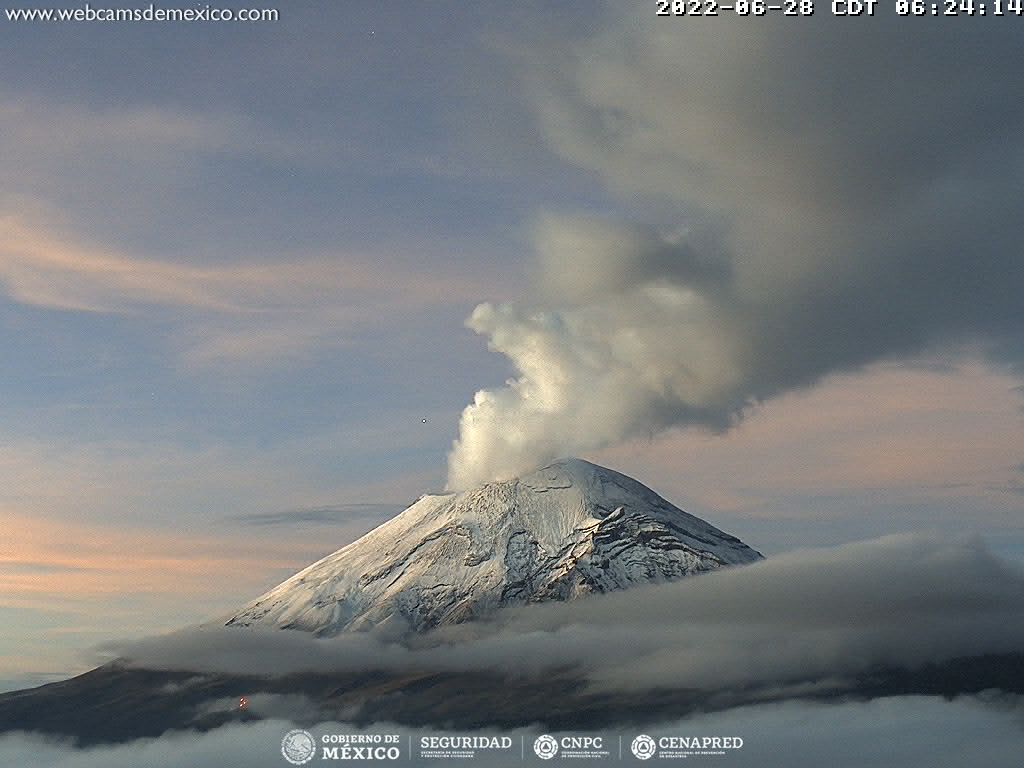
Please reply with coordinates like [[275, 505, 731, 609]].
[[6, 462, 1024, 748], [225, 458, 763, 635]]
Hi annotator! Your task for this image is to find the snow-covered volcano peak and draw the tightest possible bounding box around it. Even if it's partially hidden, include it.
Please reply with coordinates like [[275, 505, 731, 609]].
[[225, 458, 763, 635]]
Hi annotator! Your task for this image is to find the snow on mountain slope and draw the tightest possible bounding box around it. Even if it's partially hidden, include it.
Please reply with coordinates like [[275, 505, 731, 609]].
[[225, 458, 763, 634]]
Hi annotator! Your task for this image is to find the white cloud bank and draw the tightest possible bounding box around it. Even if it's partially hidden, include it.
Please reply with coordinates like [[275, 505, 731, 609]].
[[117, 534, 1024, 694], [6, 535, 1024, 767], [2, 697, 1023, 768]]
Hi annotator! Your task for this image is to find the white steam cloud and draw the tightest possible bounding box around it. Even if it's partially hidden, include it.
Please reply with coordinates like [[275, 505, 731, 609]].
[[447, 216, 741, 490], [118, 534, 1024, 693], [446, 14, 1024, 489]]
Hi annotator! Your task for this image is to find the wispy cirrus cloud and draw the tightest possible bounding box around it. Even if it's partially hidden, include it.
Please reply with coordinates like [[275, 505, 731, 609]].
[[0, 94, 365, 183], [230, 503, 404, 528], [0, 97, 237, 153], [0, 214, 488, 313], [0, 91, 509, 368], [0, 213, 494, 364]]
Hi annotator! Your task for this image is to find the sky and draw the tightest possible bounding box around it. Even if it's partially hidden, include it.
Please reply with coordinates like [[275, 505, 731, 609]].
[[1, 1, 1023, 694]]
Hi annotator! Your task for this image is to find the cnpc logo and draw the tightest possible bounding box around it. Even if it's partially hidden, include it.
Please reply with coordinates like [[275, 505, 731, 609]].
[[533, 734, 604, 760]]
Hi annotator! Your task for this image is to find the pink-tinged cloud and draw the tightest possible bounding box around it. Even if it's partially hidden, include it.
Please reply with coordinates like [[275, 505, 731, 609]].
[[0, 214, 499, 364], [591, 361, 1024, 517], [0, 214, 491, 314], [0, 510, 317, 610]]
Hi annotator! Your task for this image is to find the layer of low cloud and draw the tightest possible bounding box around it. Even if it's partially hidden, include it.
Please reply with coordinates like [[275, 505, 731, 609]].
[[447, 14, 1024, 488], [2, 696, 1022, 767], [116, 534, 1024, 694], [7, 535, 1024, 765]]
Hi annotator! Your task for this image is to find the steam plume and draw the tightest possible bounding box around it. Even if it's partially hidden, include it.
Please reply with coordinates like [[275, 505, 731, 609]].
[[447, 14, 1024, 490]]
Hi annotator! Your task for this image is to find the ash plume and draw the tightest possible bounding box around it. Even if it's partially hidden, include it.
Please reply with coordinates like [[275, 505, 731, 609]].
[[447, 14, 1024, 490]]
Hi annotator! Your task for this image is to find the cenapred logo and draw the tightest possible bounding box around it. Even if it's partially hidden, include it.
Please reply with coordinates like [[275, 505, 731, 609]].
[[534, 734, 559, 760], [631, 734, 657, 760], [281, 729, 317, 765]]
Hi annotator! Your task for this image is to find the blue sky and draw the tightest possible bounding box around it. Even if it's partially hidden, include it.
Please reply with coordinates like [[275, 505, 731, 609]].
[[1, 3, 1023, 690], [0, 1, 615, 688]]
